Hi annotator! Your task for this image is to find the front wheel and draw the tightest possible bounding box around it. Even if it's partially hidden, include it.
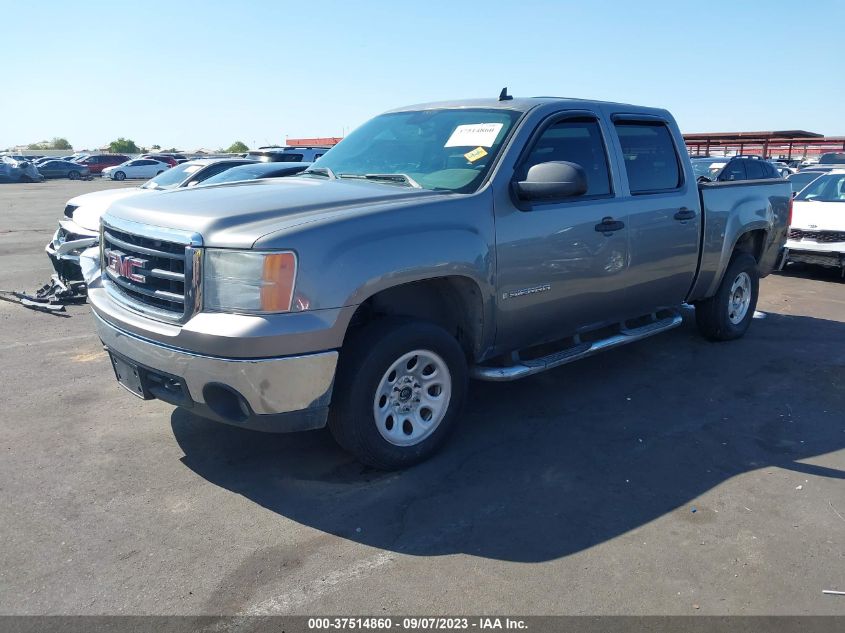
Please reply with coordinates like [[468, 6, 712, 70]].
[[114, 171, 126, 181], [329, 318, 468, 470], [695, 252, 759, 341]]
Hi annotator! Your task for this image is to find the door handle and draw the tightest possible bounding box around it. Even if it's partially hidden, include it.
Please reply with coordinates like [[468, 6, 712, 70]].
[[594, 217, 625, 233], [674, 207, 696, 221]]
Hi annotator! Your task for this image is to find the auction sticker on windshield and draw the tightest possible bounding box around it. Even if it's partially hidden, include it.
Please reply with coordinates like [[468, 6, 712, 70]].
[[464, 147, 488, 162], [445, 123, 504, 147]]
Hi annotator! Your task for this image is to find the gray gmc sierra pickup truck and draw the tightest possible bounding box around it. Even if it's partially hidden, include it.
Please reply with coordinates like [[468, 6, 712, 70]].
[[88, 95, 790, 469]]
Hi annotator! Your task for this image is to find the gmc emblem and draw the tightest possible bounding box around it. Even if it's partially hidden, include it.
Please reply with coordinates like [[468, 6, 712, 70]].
[[106, 250, 148, 283]]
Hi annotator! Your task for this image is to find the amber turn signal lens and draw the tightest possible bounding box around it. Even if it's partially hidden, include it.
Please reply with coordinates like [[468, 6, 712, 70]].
[[260, 252, 296, 312]]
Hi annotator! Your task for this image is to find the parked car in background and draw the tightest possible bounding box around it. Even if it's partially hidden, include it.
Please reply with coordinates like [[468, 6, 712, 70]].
[[691, 156, 782, 182], [77, 154, 130, 174], [36, 160, 91, 180], [246, 146, 330, 162], [0, 156, 44, 183], [787, 171, 823, 195], [196, 161, 311, 185], [770, 162, 796, 178], [102, 159, 170, 180], [88, 96, 790, 469], [798, 165, 840, 175], [141, 154, 179, 167], [783, 170, 845, 275], [817, 152, 845, 166]]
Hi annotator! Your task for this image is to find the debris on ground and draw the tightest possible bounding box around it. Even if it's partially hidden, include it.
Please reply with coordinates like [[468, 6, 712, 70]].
[[822, 590, 845, 596], [0, 274, 87, 314]]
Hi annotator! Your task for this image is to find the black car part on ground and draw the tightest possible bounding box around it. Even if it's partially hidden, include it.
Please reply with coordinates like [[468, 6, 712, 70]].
[[0, 274, 87, 314]]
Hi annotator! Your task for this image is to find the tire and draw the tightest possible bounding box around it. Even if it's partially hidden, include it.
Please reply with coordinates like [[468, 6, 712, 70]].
[[156, 170, 163, 175], [328, 318, 468, 470], [68, 170, 80, 180], [114, 171, 126, 181], [695, 252, 759, 341]]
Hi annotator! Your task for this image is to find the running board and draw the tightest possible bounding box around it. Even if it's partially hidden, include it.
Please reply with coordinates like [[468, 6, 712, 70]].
[[471, 313, 683, 382]]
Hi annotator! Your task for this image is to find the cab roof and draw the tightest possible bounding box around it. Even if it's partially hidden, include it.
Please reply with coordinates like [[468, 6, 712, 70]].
[[384, 96, 668, 117]]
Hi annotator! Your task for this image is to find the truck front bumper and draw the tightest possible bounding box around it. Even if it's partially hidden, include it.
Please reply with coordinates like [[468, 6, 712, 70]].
[[94, 311, 338, 433]]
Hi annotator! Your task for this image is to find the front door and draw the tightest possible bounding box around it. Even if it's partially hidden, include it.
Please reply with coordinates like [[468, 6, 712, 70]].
[[493, 113, 630, 353]]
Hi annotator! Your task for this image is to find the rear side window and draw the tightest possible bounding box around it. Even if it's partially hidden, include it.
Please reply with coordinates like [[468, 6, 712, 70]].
[[614, 121, 682, 193], [719, 161, 747, 181], [279, 153, 303, 162], [521, 118, 611, 197], [746, 160, 766, 179]]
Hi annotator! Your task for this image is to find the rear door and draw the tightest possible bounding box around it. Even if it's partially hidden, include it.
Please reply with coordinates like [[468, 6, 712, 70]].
[[493, 110, 630, 351], [607, 116, 701, 315]]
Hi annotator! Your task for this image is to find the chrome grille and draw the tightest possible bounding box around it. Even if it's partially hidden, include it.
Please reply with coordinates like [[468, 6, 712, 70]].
[[788, 228, 845, 244], [100, 217, 202, 323]]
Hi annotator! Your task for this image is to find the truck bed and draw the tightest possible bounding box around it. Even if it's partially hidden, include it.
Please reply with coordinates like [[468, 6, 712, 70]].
[[687, 179, 791, 303]]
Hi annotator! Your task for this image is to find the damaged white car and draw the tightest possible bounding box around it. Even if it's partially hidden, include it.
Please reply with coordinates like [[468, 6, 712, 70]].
[[44, 158, 258, 298], [783, 169, 845, 276]]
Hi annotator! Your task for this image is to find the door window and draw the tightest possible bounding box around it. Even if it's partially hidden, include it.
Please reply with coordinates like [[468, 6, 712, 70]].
[[520, 118, 611, 197], [614, 121, 682, 193], [719, 160, 747, 181], [746, 160, 766, 179]]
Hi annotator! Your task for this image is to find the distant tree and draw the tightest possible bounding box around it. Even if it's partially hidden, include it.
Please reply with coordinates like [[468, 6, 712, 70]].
[[226, 141, 249, 153], [151, 144, 161, 150], [109, 138, 140, 154], [25, 137, 72, 150]]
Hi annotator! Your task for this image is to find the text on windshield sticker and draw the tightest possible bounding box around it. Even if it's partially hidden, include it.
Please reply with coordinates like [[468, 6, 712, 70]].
[[445, 123, 504, 148]]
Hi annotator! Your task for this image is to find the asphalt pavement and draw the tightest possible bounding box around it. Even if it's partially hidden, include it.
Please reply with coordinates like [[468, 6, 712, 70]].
[[1, 180, 843, 615]]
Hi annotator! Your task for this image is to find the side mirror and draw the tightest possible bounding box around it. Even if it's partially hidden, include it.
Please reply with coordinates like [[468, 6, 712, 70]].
[[514, 161, 588, 202], [696, 175, 712, 184]]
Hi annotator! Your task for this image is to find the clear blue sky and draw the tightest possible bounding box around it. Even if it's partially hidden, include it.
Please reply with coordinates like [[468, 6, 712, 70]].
[[2, 0, 843, 151]]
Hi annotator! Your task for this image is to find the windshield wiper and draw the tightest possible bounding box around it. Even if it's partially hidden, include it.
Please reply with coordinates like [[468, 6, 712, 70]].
[[302, 166, 337, 179], [338, 173, 422, 189]]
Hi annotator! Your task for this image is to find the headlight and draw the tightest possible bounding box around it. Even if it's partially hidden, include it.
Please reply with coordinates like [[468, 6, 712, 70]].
[[203, 249, 297, 313]]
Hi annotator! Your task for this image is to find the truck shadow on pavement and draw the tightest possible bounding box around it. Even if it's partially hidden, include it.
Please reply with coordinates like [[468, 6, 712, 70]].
[[171, 310, 845, 562]]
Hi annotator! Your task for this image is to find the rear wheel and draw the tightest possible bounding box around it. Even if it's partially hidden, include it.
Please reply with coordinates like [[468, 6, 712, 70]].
[[329, 318, 468, 470], [114, 171, 126, 181], [68, 170, 80, 180], [695, 252, 759, 341]]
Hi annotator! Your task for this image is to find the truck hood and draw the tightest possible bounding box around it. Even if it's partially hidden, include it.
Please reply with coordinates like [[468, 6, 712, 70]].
[[791, 200, 845, 231], [104, 177, 448, 248], [68, 187, 151, 232]]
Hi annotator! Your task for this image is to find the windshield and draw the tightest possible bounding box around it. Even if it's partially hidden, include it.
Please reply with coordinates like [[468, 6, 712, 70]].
[[311, 108, 521, 192], [787, 172, 821, 192], [140, 163, 203, 189], [795, 173, 845, 202], [691, 159, 726, 180]]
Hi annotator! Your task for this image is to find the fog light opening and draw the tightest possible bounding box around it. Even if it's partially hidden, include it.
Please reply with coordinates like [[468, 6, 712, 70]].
[[203, 383, 251, 423]]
